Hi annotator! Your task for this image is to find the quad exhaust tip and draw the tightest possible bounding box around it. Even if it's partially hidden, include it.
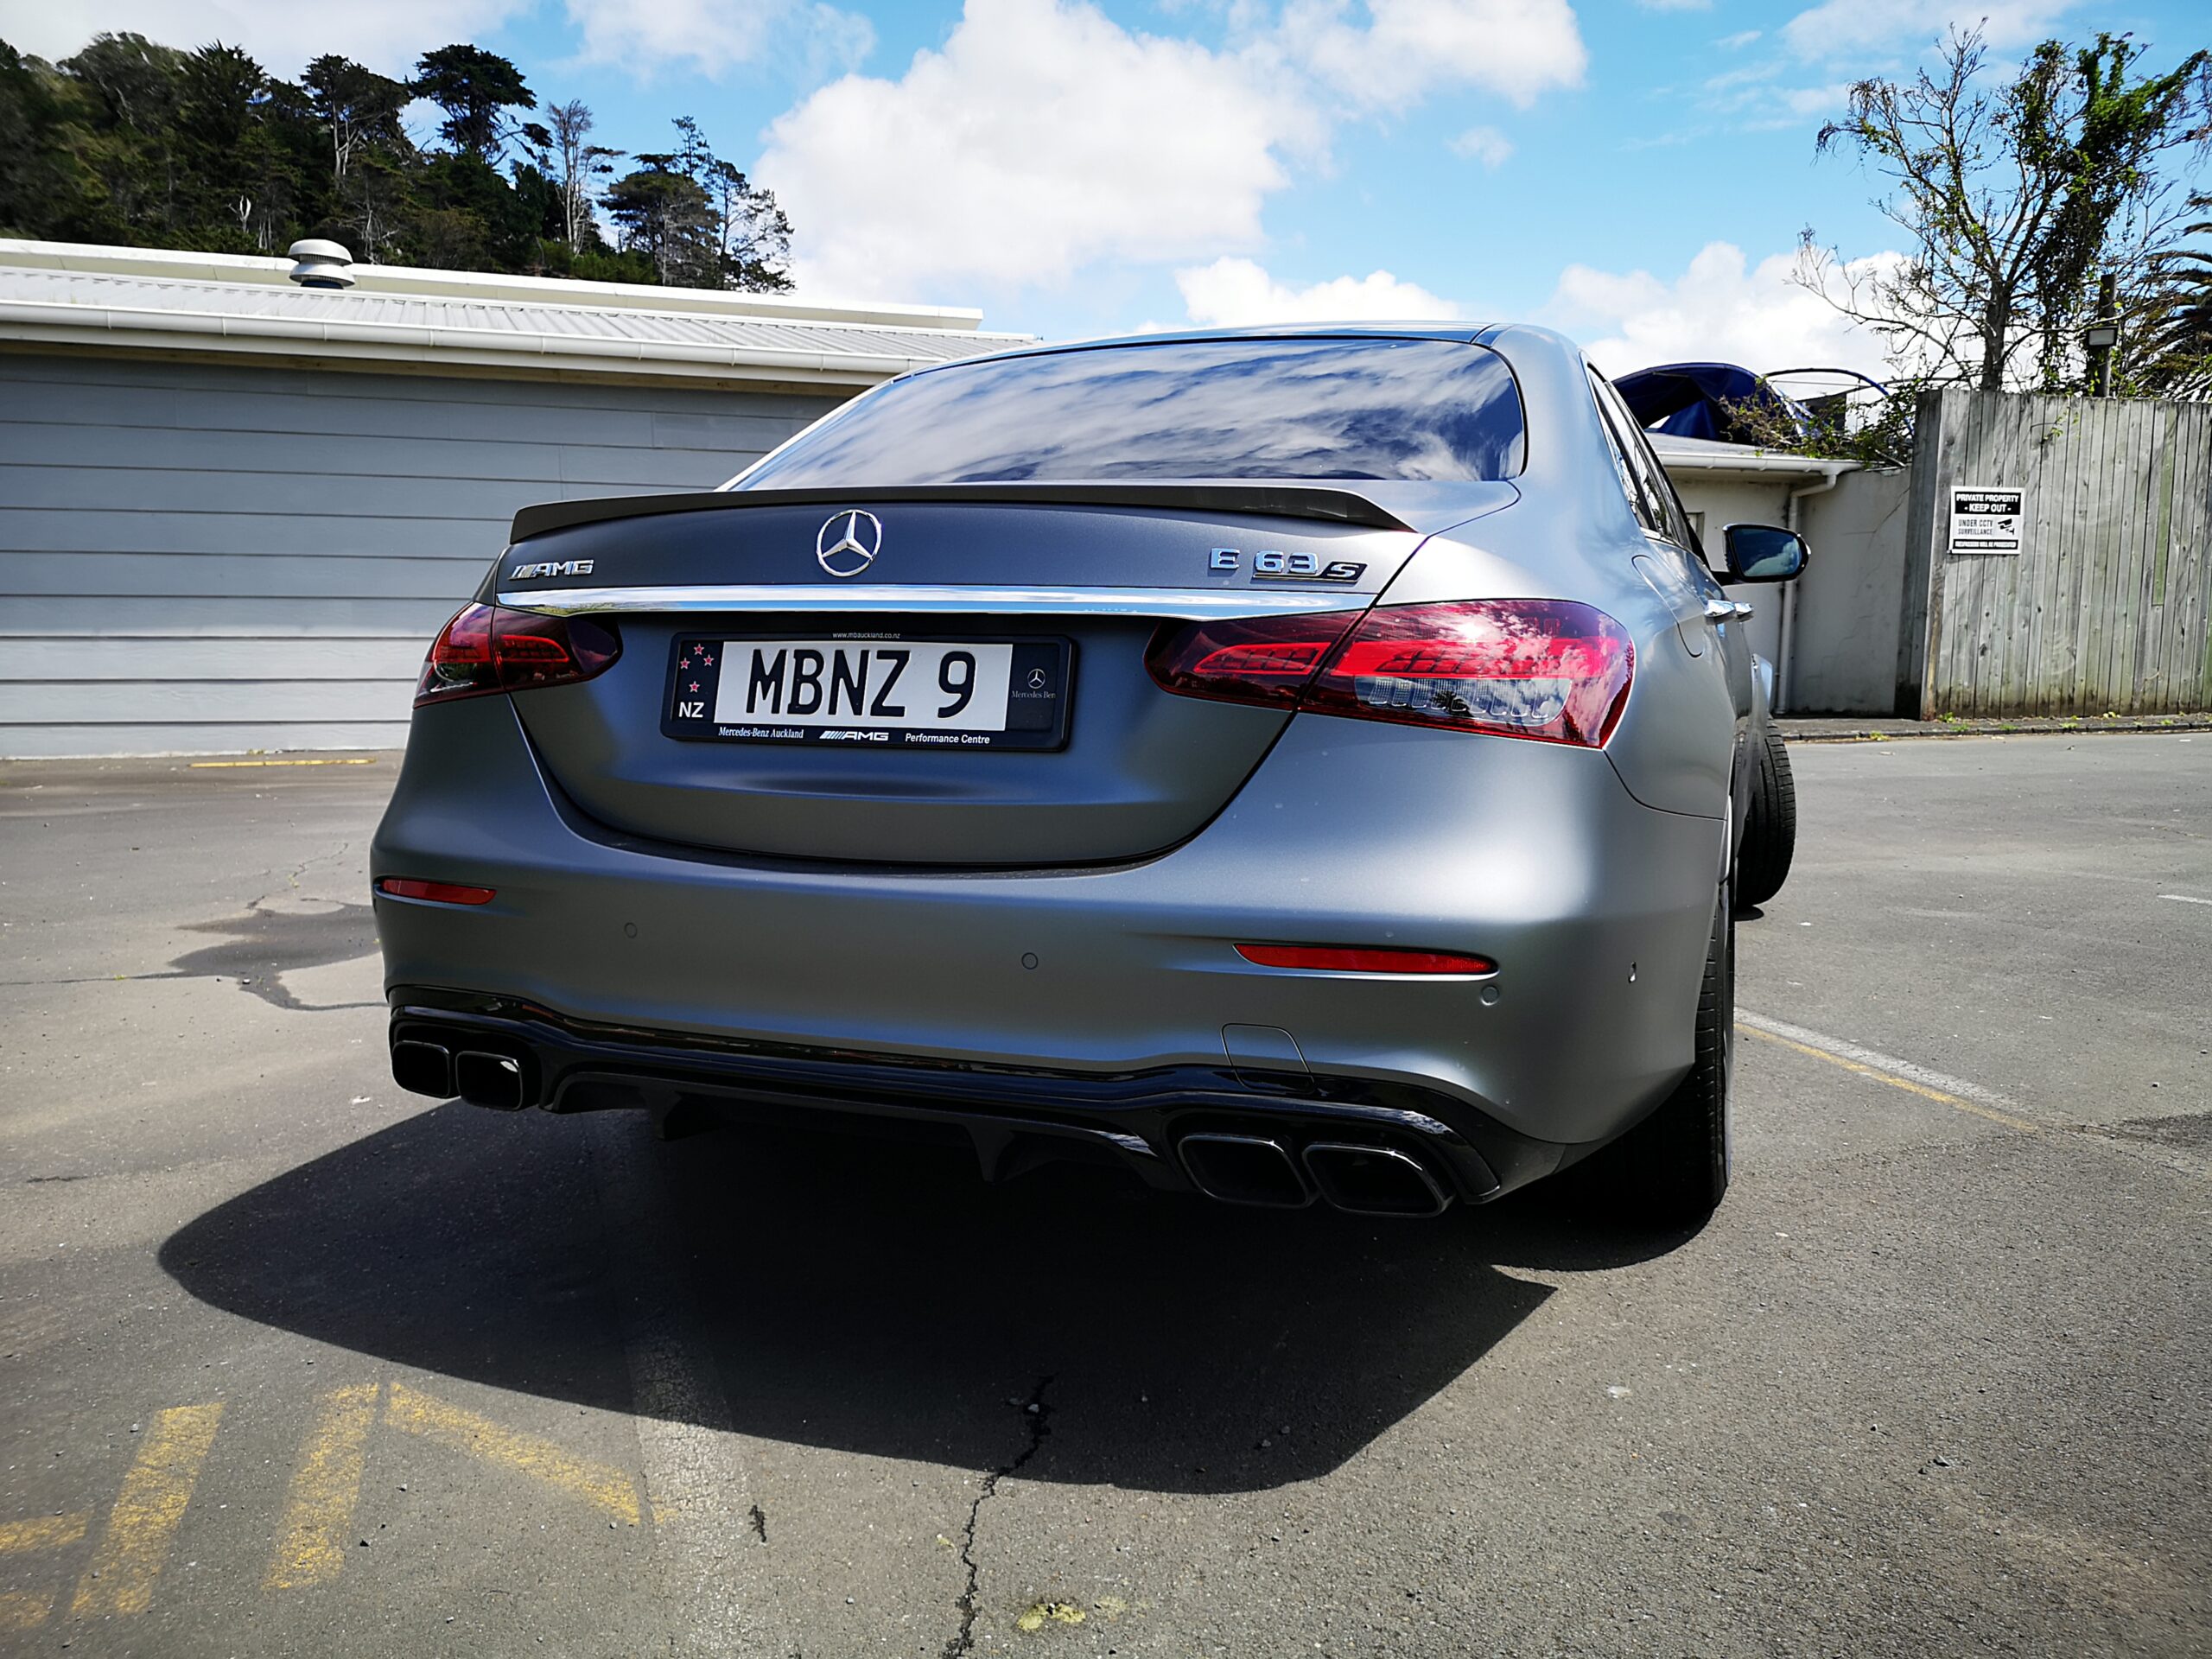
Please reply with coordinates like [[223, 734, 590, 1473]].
[[1179, 1133, 1452, 1216], [390, 1039, 528, 1110], [1301, 1142, 1452, 1217], [391, 1039, 453, 1099], [454, 1050, 526, 1111], [1178, 1133, 1313, 1209]]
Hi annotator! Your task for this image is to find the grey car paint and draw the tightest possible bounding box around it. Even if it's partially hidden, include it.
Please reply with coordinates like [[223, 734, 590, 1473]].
[[372, 323, 1761, 1201], [494, 497, 1491, 866]]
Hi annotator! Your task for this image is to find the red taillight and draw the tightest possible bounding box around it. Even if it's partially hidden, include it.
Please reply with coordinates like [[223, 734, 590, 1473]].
[[1236, 944, 1497, 975], [1145, 611, 1367, 708], [1148, 599, 1633, 747], [376, 877, 496, 906], [415, 604, 621, 707]]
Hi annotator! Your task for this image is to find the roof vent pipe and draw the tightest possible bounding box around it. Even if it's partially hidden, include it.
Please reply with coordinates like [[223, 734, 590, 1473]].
[[287, 239, 355, 289]]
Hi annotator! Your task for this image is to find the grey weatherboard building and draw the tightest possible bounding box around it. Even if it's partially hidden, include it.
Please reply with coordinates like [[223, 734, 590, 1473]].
[[0, 238, 1025, 758]]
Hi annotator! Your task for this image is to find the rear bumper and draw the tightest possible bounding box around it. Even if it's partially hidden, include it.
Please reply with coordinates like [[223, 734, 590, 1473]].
[[385, 986, 1546, 1207], [372, 695, 1723, 1156]]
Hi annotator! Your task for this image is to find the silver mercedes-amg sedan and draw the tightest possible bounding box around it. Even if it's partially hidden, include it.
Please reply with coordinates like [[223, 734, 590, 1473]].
[[372, 325, 1806, 1229]]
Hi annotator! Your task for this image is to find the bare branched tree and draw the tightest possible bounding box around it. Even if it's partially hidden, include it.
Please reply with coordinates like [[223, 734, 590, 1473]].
[[544, 99, 618, 254], [1801, 29, 2210, 393]]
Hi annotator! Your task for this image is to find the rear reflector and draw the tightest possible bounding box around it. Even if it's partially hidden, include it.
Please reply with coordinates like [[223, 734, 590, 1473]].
[[1236, 944, 1497, 975], [415, 603, 621, 707], [377, 877, 497, 906], [1149, 599, 1633, 747]]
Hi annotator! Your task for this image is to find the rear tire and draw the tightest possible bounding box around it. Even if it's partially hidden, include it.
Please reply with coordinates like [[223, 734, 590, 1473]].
[[1735, 724, 1796, 909], [1591, 877, 1733, 1230]]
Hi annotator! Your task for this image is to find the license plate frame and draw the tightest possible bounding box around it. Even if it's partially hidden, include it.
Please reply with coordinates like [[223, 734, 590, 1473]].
[[661, 633, 1075, 751]]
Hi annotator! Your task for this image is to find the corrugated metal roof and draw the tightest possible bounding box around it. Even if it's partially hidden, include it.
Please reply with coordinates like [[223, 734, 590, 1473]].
[[0, 262, 1033, 387]]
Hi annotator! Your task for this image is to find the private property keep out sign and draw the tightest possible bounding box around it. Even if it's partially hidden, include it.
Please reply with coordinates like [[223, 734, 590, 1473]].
[[1949, 486, 2024, 555]]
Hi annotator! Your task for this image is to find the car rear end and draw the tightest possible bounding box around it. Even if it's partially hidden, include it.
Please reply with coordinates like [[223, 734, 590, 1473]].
[[372, 332, 1725, 1216]]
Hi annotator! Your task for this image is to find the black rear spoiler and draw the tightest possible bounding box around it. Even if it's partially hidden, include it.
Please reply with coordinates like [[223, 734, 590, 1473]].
[[509, 481, 1413, 543]]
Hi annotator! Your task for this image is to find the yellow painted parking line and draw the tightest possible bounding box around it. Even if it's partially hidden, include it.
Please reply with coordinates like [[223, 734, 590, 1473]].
[[70, 1402, 224, 1618], [1736, 1020, 2046, 1136], [265, 1384, 380, 1591], [187, 757, 378, 768], [385, 1382, 641, 1525], [0, 1514, 90, 1631], [0, 1513, 88, 1553], [0, 1590, 58, 1631]]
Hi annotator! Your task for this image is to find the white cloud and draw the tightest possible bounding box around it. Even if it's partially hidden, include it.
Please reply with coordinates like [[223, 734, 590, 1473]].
[[760, 0, 1316, 297], [0, 0, 527, 75], [761, 0, 1320, 297], [1449, 124, 1514, 167], [1276, 0, 1585, 109], [1717, 29, 1762, 48], [1780, 0, 2078, 59], [563, 0, 874, 80], [762, 0, 1578, 301], [1545, 241, 1897, 379], [1177, 256, 1465, 325]]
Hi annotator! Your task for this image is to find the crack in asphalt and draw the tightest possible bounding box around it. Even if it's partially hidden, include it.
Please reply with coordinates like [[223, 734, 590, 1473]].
[[940, 1377, 1054, 1659]]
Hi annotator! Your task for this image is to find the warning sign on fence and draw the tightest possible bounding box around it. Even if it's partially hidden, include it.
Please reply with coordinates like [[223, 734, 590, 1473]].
[[1949, 486, 2024, 556]]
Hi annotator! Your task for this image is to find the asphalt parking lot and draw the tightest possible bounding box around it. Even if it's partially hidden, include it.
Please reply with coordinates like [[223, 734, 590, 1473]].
[[1, 733, 2207, 1658]]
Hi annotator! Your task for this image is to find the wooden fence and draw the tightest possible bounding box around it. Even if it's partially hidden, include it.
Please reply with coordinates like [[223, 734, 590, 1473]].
[[1900, 390, 2212, 716]]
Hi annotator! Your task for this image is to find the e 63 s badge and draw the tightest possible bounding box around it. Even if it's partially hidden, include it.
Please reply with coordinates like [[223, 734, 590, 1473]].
[[1209, 549, 1365, 582]]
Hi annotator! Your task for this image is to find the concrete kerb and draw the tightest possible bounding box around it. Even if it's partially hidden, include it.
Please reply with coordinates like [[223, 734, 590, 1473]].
[[1777, 715, 2212, 743]]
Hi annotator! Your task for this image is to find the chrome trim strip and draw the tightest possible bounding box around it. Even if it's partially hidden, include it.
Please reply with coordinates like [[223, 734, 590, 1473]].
[[497, 583, 1365, 619]]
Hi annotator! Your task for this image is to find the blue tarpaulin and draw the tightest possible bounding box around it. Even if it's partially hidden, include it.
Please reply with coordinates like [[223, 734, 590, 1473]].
[[1614, 362, 1806, 444]]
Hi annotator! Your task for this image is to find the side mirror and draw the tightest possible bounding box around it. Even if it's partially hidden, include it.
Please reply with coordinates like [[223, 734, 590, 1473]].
[[1722, 523, 1809, 583]]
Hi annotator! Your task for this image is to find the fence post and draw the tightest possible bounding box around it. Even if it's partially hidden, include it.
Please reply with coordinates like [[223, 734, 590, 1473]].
[[1896, 390, 1951, 718]]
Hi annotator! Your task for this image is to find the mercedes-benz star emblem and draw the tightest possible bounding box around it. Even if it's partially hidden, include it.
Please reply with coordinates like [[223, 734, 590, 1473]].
[[816, 509, 883, 578]]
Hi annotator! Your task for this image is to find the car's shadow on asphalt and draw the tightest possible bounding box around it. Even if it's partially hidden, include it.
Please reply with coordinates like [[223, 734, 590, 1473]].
[[161, 1102, 1684, 1494]]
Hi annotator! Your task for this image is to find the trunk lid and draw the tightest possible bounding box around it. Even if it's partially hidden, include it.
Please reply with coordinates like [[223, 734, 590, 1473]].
[[494, 485, 1510, 866]]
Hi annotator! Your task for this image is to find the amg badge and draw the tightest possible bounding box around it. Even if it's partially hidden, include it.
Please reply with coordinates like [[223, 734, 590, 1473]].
[[1245, 550, 1365, 582], [509, 558, 594, 579]]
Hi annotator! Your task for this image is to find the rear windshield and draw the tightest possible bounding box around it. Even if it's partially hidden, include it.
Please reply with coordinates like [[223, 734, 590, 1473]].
[[734, 337, 1525, 486]]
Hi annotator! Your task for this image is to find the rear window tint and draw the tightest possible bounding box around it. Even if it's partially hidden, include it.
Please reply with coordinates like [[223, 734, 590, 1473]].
[[736, 338, 1525, 487]]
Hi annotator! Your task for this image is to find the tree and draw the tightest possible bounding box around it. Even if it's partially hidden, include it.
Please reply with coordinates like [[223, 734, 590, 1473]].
[[337, 145, 411, 262], [302, 55, 410, 187], [0, 30, 797, 291], [541, 99, 618, 253], [703, 156, 792, 292], [54, 33, 188, 237], [61, 31, 181, 134], [603, 117, 792, 291], [174, 44, 299, 252], [1804, 29, 2211, 393], [413, 43, 533, 162], [2133, 199, 2212, 396], [604, 156, 719, 285]]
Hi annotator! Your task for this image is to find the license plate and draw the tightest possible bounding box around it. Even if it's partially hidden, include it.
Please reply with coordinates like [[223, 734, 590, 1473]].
[[662, 636, 1072, 750]]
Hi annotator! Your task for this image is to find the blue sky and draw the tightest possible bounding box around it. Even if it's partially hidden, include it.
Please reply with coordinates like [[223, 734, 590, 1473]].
[[5, 0, 2205, 371]]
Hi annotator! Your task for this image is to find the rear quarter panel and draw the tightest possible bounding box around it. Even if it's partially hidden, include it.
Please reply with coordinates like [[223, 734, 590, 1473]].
[[1378, 325, 1738, 823]]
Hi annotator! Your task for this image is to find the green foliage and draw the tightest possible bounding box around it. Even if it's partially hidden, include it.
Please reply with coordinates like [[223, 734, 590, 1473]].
[[2132, 198, 2212, 397], [602, 118, 792, 292], [1717, 384, 1922, 467], [413, 42, 532, 162], [0, 29, 794, 290], [1808, 28, 2211, 396]]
